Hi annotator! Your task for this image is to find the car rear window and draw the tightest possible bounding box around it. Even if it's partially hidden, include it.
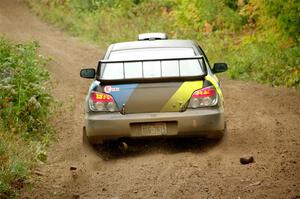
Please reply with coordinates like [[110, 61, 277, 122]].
[[101, 48, 205, 80]]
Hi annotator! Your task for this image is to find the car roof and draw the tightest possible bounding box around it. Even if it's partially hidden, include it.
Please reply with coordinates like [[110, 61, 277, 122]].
[[110, 39, 196, 52]]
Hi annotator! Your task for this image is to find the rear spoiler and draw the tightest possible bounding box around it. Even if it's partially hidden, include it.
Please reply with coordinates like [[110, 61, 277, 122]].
[[96, 56, 207, 84]]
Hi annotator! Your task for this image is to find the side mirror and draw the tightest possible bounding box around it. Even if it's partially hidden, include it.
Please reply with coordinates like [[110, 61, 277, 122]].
[[80, 68, 96, 79], [212, 63, 228, 73]]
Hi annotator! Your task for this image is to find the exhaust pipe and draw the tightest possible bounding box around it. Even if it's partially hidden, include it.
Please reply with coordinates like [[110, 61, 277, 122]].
[[118, 141, 128, 152]]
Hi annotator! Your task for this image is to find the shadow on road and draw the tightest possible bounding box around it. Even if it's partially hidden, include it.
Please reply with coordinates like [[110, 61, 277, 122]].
[[88, 137, 224, 161]]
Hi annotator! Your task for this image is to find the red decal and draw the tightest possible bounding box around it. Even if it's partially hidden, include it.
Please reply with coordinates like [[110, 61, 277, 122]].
[[104, 86, 112, 93]]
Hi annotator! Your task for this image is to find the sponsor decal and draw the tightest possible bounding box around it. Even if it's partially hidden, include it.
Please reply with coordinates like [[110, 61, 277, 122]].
[[95, 93, 111, 100], [112, 87, 120, 92], [91, 92, 113, 102], [104, 85, 120, 93], [104, 85, 112, 93]]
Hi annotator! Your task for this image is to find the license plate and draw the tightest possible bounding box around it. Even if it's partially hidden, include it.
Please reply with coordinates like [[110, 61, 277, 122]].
[[141, 122, 167, 136]]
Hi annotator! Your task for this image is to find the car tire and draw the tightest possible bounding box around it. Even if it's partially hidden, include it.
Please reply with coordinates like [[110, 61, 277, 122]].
[[82, 126, 100, 145], [206, 122, 227, 140], [82, 126, 90, 145]]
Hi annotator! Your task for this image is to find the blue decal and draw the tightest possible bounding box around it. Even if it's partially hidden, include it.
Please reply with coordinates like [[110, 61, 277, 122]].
[[108, 84, 138, 110]]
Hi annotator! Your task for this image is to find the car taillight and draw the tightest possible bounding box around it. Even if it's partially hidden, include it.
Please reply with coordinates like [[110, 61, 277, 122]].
[[89, 91, 119, 112], [188, 86, 218, 108]]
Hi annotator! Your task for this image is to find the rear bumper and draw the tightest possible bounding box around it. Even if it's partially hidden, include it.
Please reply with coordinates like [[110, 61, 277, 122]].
[[85, 108, 225, 142]]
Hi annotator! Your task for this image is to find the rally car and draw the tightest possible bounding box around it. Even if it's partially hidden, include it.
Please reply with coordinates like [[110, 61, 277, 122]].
[[80, 33, 227, 144]]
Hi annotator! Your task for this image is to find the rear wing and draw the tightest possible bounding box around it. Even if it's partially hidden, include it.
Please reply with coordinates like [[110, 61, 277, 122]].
[[97, 56, 207, 84]]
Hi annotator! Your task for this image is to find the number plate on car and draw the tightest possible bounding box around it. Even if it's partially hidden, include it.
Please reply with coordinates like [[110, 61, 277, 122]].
[[141, 122, 167, 136]]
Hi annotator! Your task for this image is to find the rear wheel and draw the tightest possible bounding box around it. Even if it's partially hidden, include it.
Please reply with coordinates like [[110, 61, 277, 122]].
[[206, 122, 227, 140], [82, 126, 103, 145], [82, 126, 90, 145]]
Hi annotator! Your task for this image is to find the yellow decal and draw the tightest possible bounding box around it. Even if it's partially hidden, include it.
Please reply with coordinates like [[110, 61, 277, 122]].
[[161, 81, 203, 112], [96, 93, 111, 100], [205, 75, 223, 101]]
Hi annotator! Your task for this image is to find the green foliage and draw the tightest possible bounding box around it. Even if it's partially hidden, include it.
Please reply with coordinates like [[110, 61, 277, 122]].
[[0, 37, 53, 198], [225, 0, 238, 10], [264, 0, 300, 41], [24, 0, 300, 88], [0, 131, 33, 198], [0, 38, 52, 137], [171, 0, 243, 36], [25, 0, 172, 46], [226, 38, 300, 87]]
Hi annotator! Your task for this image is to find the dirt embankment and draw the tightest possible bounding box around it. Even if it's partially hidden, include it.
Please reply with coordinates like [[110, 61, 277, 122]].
[[0, 0, 299, 198]]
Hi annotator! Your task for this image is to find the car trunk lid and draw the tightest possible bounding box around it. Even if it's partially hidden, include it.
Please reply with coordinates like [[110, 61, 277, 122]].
[[101, 80, 203, 114]]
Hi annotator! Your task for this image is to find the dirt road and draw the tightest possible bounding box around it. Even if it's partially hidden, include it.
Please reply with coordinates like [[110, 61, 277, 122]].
[[1, 1, 300, 198]]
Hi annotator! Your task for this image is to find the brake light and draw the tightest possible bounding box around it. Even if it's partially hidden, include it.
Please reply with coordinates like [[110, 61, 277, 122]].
[[192, 86, 216, 98], [89, 91, 118, 112], [188, 86, 218, 108]]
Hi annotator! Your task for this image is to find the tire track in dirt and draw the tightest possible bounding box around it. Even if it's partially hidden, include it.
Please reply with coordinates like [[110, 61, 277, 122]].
[[1, 1, 299, 198]]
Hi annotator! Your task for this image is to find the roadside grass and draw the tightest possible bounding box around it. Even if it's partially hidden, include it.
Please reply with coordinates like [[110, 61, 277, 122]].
[[24, 0, 299, 88], [0, 37, 53, 198]]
